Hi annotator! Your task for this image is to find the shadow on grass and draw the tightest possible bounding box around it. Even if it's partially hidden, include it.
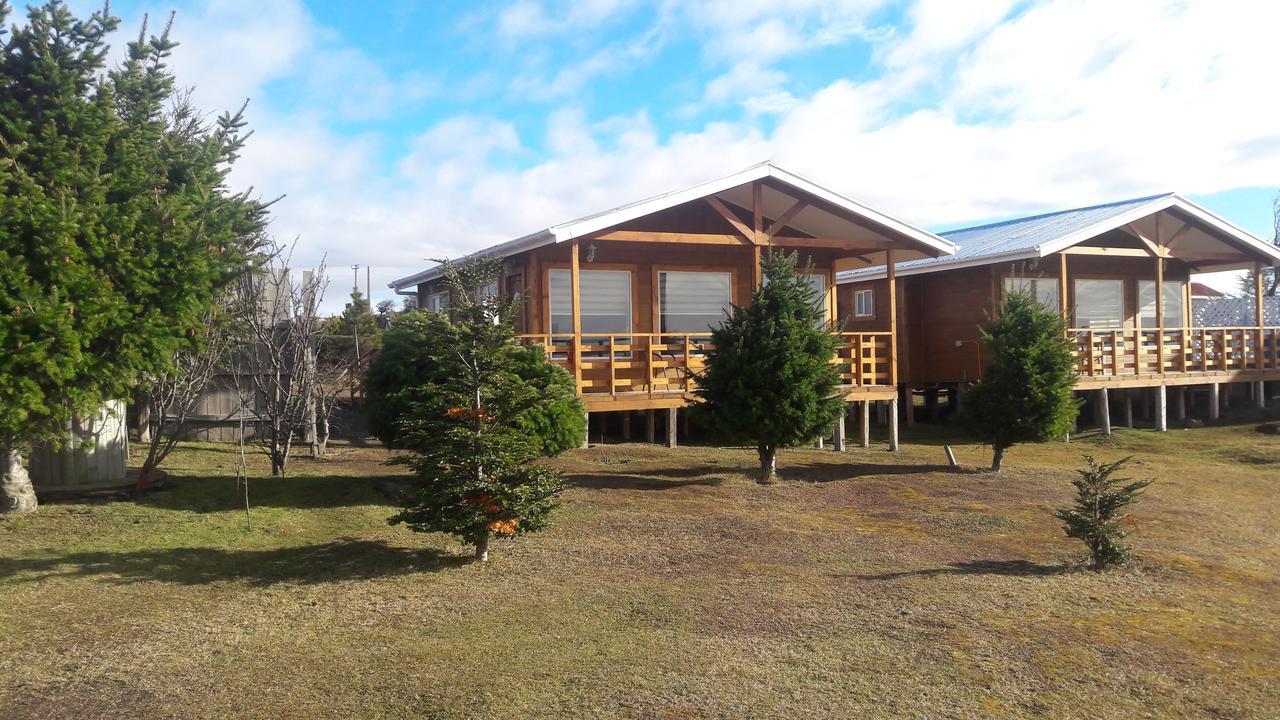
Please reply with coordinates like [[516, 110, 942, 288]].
[[789, 461, 965, 482], [568, 473, 725, 491], [0, 537, 468, 586], [849, 559, 1069, 581], [132, 474, 401, 512]]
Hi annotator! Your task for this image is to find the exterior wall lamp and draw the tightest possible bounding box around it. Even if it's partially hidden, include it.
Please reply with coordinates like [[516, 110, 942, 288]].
[[955, 339, 983, 382]]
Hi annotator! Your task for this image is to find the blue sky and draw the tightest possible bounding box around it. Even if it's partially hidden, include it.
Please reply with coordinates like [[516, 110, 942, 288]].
[[59, 0, 1280, 307]]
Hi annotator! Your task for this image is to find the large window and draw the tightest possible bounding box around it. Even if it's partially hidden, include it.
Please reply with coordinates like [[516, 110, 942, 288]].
[[1003, 276, 1059, 312], [548, 269, 632, 336], [659, 271, 732, 334], [854, 288, 874, 318], [1138, 280, 1186, 328], [807, 273, 829, 323], [1073, 279, 1124, 329], [426, 290, 449, 313]]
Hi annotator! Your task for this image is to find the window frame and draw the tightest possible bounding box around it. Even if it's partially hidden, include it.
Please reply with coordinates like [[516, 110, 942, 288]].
[[426, 290, 449, 313], [546, 267, 635, 340], [656, 269, 735, 336], [1002, 275, 1060, 312], [1072, 277, 1126, 329], [853, 288, 875, 318], [1137, 279, 1187, 329]]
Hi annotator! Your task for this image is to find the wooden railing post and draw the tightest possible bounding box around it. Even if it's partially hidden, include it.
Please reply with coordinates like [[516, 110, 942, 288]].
[[887, 250, 898, 387], [683, 334, 692, 394], [570, 240, 583, 392], [608, 335, 616, 397]]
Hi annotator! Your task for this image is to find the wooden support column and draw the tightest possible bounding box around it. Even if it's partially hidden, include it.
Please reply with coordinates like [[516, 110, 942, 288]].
[[645, 409, 656, 443], [1058, 253, 1069, 325], [665, 408, 678, 448], [887, 398, 900, 452], [1154, 386, 1168, 432], [752, 182, 764, 289], [814, 435, 824, 449], [1256, 380, 1266, 409], [581, 412, 590, 449], [834, 407, 847, 452], [860, 401, 871, 448], [1097, 388, 1111, 436], [902, 386, 914, 427], [1123, 391, 1134, 429], [1175, 386, 1186, 422], [570, 239, 583, 392], [887, 249, 899, 387], [1209, 383, 1221, 421], [1155, 251, 1166, 375], [621, 411, 631, 441]]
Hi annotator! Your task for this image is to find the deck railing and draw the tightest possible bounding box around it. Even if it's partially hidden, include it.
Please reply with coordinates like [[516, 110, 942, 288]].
[[518, 331, 893, 397], [1069, 327, 1280, 378]]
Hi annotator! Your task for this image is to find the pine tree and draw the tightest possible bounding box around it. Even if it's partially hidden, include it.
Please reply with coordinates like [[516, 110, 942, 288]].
[[388, 257, 580, 561], [1055, 456, 1151, 570], [0, 2, 268, 512], [960, 292, 1079, 472], [694, 250, 844, 483]]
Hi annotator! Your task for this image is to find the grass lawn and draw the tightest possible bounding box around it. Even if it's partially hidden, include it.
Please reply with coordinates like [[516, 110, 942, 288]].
[[2, 418, 1278, 719]]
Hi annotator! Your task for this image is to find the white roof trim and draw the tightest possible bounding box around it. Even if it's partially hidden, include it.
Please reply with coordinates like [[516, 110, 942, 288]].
[[838, 193, 1280, 285], [391, 161, 955, 291]]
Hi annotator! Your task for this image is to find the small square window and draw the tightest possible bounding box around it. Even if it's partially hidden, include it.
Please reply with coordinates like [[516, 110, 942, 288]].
[[854, 289, 874, 318]]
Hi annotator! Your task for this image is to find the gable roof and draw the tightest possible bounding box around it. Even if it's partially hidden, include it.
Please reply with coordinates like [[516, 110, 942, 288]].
[[838, 193, 1280, 283], [390, 162, 956, 291]]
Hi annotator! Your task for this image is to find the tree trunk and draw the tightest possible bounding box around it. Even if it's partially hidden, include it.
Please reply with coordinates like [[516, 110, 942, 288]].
[[316, 410, 329, 459], [271, 451, 285, 477], [2, 449, 38, 515], [757, 445, 777, 484], [137, 401, 152, 444], [474, 533, 490, 562], [991, 445, 1006, 472]]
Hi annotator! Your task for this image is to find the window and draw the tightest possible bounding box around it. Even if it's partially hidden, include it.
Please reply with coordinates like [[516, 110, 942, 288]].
[[426, 290, 449, 313], [479, 280, 498, 300], [807, 274, 829, 323], [659, 271, 732, 334], [1138, 280, 1186, 328], [1073, 279, 1124, 329], [854, 289, 874, 318], [548, 269, 632, 337], [1003, 276, 1059, 312]]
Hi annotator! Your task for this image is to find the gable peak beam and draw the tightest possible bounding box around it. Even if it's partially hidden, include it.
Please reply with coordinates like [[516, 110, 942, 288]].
[[753, 181, 764, 245], [764, 198, 808, 239], [704, 196, 756, 243], [1123, 222, 1171, 257]]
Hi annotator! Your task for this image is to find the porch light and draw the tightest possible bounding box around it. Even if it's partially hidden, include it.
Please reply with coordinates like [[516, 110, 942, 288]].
[[586, 242, 597, 263]]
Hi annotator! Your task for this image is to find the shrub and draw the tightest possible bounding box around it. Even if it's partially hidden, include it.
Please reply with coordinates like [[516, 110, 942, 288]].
[[1055, 455, 1151, 570]]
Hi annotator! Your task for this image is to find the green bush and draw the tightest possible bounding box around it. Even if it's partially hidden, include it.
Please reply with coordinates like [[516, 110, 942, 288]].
[[1055, 455, 1151, 570]]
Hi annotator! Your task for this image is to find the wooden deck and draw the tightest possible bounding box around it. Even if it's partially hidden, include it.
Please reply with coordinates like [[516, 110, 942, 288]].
[[1071, 326, 1280, 388], [519, 331, 898, 410]]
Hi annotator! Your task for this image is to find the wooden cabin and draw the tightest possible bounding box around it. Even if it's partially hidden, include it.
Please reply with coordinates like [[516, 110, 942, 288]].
[[390, 162, 956, 448], [836, 193, 1280, 430]]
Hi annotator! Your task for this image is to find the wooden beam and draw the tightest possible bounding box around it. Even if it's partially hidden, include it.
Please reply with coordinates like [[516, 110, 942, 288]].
[[1061, 246, 1153, 258], [570, 240, 582, 391], [765, 199, 807, 239], [1058, 252, 1069, 325], [770, 236, 889, 250], [1123, 223, 1168, 257], [590, 230, 743, 245], [704, 196, 755, 242], [753, 245, 762, 289], [887, 248, 898, 387], [1257, 262, 1266, 371], [1165, 220, 1193, 248]]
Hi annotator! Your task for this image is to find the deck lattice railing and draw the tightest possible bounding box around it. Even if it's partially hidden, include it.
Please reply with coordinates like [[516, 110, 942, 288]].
[[1069, 326, 1280, 377]]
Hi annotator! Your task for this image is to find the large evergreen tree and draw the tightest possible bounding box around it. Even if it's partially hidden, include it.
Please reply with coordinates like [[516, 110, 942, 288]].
[[694, 250, 844, 483], [0, 2, 268, 512], [388, 257, 581, 561], [960, 292, 1079, 471]]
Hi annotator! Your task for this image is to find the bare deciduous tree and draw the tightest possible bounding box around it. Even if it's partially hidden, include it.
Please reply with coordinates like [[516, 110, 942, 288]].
[[234, 245, 328, 476]]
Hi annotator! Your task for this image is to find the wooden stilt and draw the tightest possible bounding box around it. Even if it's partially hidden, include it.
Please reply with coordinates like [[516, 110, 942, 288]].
[[888, 398, 900, 452], [1174, 386, 1186, 422], [581, 411, 590, 449], [665, 407, 678, 448], [621, 411, 631, 441], [902, 386, 915, 427], [834, 409, 847, 452], [1097, 388, 1111, 436], [1123, 391, 1134, 429], [860, 401, 871, 448], [1256, 380, 1266, 409], [681, 407, 690, 438], [1154, 386, 1167, 432], [1209, 383, 1220, 421], [645, 410, 655, 443]]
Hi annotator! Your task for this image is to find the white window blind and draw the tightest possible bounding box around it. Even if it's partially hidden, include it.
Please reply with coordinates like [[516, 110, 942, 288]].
[[659, 271, 732, 333], [854, 289, 874, 317], [1074, 279, 1124, 329], [1003, 277, 1059, 312], [548, 269, 631, 335], [808, 274, 828, 321], [1138, 280, 1186, 328]]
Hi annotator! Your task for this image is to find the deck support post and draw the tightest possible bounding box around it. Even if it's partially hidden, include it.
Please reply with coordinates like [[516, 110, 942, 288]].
[[834, 408, 847, 452], [888, 398, 900, 452], [901, 386, 914, 427], [815, 434, 824, 449], [876, 400, 887, 425], [1209, 383, 1220, 421], [581, 412, 590, 449], [622, 411, 631, 441], [1154, 386, 1168, 432], [1255, 380, 1266, 409], [1174, 386, 1186, 422], [645, 410, 656, 443], [1222, 383, 1231, 409], [665, 408, 678, 448], [1096, 388, 1111, 436], [860, 401, 871, 448], [1123, 391, 1134, 429]]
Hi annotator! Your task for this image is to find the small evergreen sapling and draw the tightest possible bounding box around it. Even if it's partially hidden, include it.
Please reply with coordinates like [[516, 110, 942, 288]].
[[1055, 455, 1151, 570], [960, 292, 1079, 471], [695, 250, 844, 483], [388, 257, 581, 561]]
